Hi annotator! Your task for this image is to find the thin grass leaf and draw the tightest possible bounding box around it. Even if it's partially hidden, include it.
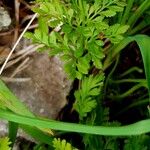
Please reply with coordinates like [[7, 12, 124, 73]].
[[1, 109, 150, 136], [104, 35, 150, 101], [0, 79, 54, 144]]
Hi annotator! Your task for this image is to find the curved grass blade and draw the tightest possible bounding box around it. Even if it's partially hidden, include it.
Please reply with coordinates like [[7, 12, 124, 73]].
[[0, 109, 150, 136], [0, 79, 54, 144], [104, 35, 150, 101], [134, 35, 150, 98]]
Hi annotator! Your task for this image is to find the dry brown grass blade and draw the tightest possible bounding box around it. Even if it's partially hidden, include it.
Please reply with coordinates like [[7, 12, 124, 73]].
[[0, 13, 37, 75]]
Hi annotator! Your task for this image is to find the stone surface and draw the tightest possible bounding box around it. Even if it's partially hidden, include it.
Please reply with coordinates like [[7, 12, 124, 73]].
[[0, 7, 11, 31], [0, 52, 72, 144], [8, 52, 72, 119], [0, 121, 7, 137]]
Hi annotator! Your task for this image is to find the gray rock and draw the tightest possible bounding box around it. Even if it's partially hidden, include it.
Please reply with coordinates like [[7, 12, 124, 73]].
[[0, 121, 7, 137], [8, 53, 72, 119], [0, 52, 72, 147], [0, 7, 11, 31]]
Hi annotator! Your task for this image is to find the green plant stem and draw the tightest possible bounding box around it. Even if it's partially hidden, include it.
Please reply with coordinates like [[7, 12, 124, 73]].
[[108, 83, 147, 100], [119, 67, 143, 78], [121, 0, 134, 25], [104, 55, 119, 95], [103, 37, 133, 70], [110, 79, 146, 84], [127, 0, 150, 29], [1, 109, 150, 136]]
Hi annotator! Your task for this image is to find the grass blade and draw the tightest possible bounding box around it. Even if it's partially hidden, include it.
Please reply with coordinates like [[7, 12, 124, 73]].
[[134, 35, 150, 98], [104, 35, 150, 101], [0, 79, 54, 144], [1, 109, 150, 136]]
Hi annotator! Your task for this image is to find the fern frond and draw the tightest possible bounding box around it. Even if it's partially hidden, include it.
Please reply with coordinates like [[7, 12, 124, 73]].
[[74, 74, 104, 120], [26, 0, 128, 79], [0, 137, 11, 150], [52, 138, 76, 150]]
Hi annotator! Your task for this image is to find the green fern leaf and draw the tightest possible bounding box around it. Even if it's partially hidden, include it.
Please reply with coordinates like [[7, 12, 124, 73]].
[[52, 138, 76, 150], [74, 74, 104, 120], [101, 10, 117, 17], [105, 24, 129, 43], [0, 137, 11, 150]]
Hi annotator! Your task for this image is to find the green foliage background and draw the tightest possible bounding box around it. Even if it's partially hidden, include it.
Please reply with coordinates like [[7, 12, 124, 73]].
[[0, 0, 150, 149]]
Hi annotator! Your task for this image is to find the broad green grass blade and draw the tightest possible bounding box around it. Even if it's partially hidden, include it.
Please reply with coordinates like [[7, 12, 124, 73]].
[[0, 109, 150, 136], [135, 35, 150, 97], [0, 79, 53, 143], [104, 35, 150, 100], [0, 79, 33, 116]]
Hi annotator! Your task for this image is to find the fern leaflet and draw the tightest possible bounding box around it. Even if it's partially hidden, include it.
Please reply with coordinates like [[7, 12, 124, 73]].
[[0, 137, 11, 150], [74, 74, 104, 120], [52, 138, 77, 150]]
